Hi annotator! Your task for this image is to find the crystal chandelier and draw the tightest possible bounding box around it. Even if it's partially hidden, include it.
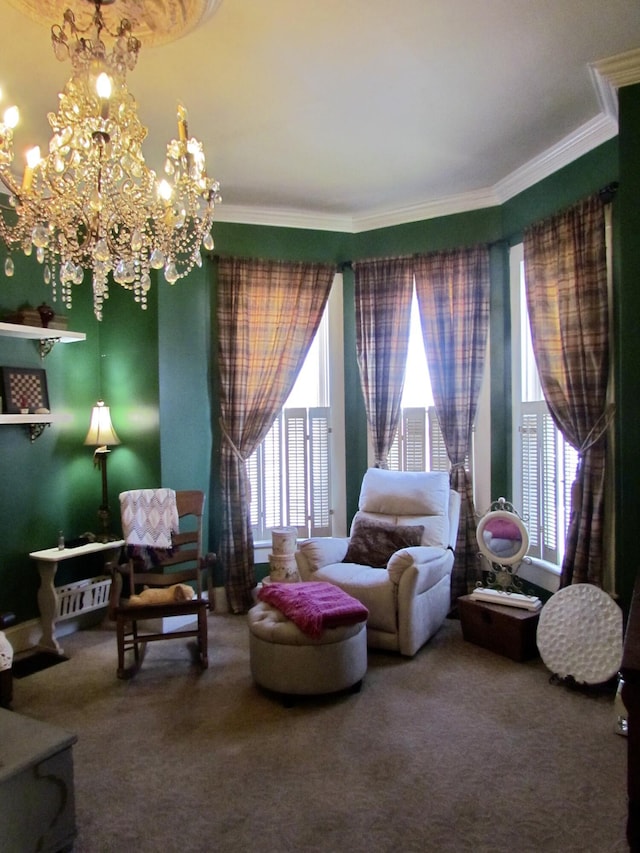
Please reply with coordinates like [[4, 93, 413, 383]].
[[0, 0, 221, 320]]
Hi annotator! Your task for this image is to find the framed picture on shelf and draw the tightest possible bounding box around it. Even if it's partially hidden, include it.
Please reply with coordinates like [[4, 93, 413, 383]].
[[0, 366, 50, 414]]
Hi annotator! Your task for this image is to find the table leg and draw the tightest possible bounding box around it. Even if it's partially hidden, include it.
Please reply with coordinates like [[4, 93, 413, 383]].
[[36, 561, 63, 655]]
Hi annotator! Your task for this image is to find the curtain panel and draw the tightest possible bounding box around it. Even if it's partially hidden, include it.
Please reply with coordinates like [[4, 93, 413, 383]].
[[523, 194, 610, 588], [216, 257, 335, 613], [414, 245, 491, 603], [353, 257, 414, 468]]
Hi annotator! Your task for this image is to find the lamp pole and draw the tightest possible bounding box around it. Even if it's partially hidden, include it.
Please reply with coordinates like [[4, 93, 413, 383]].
[[95, 447, 113, 542]]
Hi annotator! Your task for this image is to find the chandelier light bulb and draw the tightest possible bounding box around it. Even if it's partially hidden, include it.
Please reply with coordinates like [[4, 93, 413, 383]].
[[0, 0, 221, 321], [2, 105, 19, 129], [96, 72, 112, 100], [26, 146, 41, 169], [157, 179, 173, 202], [21, 145, 41, 192], [96, 71, 112, 119]]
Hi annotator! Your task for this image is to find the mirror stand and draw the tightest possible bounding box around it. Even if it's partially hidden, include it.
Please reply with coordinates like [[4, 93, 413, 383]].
[[476, 497, 530, 595]]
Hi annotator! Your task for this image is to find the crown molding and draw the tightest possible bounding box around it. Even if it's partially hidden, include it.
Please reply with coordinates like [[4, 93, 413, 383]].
[[217, 109, 618, 234], [351, 188, 501, 234], [589, 47, 640, 125], [215, 205, 355, 233], [592, 47, 640, 91], [492, 113, 618, 204]]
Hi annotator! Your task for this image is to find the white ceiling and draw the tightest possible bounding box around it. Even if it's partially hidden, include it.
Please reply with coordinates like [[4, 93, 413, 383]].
[[1, 0, 639, 232]]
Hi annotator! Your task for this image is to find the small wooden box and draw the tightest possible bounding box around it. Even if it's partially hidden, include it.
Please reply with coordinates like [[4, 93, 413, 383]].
[[458, 594, 540, 662]]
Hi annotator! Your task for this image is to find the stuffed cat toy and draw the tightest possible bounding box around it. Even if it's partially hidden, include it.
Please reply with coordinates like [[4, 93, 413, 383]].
[[128, 583, 195, 606]]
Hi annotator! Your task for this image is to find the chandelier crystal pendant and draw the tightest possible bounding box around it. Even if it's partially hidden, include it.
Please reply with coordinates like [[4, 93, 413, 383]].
[[0, 0, 221, 320]]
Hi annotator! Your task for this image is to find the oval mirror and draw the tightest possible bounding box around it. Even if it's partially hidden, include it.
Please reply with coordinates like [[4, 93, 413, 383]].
[[476, 510, 529, 566]]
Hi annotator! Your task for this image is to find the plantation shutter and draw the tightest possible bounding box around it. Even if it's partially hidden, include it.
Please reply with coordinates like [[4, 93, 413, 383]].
[[520, 409, 540, 556], [247, 449, 260, 539], [563, 441, 579, 543], [309, 407, 332, 537], [262, 414, 283, 530], [388, 427, 401, 470], [285, 408, 308, 535], [519, 404, 560, 564], [428, 407, 449, 471], [541, 412, 559, 563], [402, 407, 427, 471]]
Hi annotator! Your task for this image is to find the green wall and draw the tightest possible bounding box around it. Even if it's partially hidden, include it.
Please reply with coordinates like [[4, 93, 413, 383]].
[[0, 255, 160, 621], [615, 84, 640, 609], [0, 120, 635, 625]]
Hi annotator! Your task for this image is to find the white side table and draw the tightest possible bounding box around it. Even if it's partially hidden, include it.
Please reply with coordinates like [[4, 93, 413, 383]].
[[29, 540, 124, 654]]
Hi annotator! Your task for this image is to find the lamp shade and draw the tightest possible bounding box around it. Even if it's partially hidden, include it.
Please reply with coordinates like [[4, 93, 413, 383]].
[[84, 400, 121, 448]]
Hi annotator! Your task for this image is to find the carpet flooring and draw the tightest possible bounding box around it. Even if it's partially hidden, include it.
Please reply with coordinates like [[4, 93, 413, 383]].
[[8, 613, 629, 853]]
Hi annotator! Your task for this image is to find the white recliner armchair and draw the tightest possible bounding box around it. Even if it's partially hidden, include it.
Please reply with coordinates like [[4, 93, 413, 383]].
[[295, 468, 461, 657]]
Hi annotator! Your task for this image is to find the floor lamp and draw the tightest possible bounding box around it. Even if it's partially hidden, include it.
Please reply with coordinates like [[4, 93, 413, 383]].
[[84, 400, 121, 542]]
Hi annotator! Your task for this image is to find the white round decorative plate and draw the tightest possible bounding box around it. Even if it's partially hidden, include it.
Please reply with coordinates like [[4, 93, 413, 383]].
[[7, 0, 223, 46], [536, 583, 623, 684]]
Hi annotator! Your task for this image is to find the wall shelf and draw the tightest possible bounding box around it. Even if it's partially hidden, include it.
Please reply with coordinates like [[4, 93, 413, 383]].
[[0, 321, 86, 343], [0, 321, 86, 358], [0, 414, 53, 442], [0, 322, 85, 440]]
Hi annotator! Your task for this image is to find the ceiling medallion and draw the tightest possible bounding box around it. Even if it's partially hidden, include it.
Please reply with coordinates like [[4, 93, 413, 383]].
[[6, 0, 223, 47]]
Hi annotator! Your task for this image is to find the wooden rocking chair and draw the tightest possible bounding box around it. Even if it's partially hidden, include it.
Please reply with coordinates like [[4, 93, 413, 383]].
[[112, 489, 212, 679]]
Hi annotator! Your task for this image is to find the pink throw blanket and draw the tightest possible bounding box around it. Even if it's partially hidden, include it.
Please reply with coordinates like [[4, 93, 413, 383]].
[[258, 582, 368, 639]]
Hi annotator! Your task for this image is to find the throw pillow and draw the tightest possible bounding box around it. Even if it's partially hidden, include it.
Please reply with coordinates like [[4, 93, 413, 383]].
[[343, 519, 424, 568]]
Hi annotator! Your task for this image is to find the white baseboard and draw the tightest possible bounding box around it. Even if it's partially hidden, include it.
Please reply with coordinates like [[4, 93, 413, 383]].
[[4, 618, 42, 655], [3, 590, 224, 657], [5, 609, 112, 656]]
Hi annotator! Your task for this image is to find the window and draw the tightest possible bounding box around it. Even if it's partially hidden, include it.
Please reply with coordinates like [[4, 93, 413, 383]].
[[387, 287, 465, 473], [247, 282, 336, 542], [511, 245, 579, 566]]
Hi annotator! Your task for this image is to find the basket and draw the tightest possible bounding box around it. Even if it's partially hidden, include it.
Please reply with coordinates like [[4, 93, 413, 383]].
[[56, 575, 112, 619]]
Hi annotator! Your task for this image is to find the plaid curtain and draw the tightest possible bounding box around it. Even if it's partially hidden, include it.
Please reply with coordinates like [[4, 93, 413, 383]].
[[414, 245, 490, 603], [353, 258, 414, 468], [523, 194, 610, 588], [217, 258, 335, 612]]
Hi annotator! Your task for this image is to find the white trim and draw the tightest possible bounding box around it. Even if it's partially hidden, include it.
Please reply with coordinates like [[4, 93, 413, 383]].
[[493, 114, 617, 204], [351, 188, 501, 233], [216, 204, 354, 233], [215, 113, 618, 233], [592, 47, 640, 91], [518, 557, 561, 595], [4, 618, 42, 656], [3, 614, 100, 656]]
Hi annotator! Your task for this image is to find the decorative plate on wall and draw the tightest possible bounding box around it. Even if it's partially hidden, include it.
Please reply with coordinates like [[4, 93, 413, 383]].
[[536, 583, 623, 684]]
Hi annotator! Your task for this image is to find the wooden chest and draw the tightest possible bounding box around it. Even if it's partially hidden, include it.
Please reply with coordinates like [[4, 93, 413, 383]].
[[0, 708, 77, 852], [458, 594, 540, 662]]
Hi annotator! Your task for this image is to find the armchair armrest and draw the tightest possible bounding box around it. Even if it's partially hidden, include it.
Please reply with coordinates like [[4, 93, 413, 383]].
[[296, 537, 350, 577], [387, 546, 446, 585]]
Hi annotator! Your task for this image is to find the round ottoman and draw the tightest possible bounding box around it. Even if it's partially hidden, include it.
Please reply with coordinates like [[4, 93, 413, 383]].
[[248, 601, 367, 696]]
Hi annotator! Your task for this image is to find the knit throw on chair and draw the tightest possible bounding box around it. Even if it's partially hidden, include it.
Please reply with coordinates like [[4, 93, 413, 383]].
[[119, 488, 179, 549], [258, 582, 368, 638]]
